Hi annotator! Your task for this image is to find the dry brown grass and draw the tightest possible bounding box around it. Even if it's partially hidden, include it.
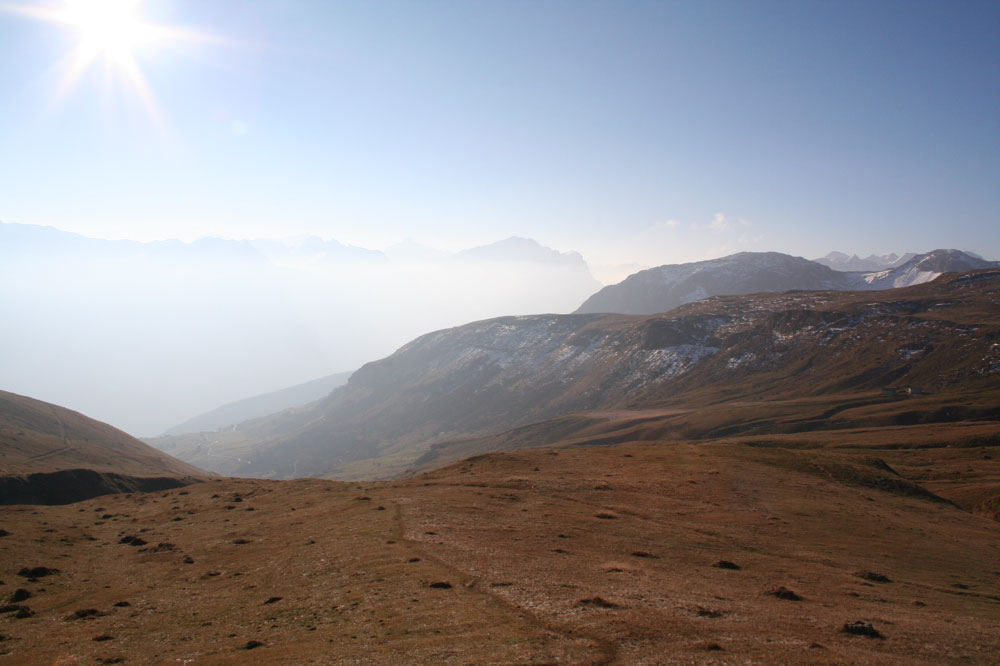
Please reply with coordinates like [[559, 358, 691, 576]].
[[0, 390, 205, 479], [2, 441, 999, 664]]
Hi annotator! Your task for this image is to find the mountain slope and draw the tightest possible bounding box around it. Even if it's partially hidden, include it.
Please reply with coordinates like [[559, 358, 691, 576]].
[[0, 390, 207, 503], [861, 249, 998, 289], [161, 371, 353, 436], [150, 269, 1000, 480]]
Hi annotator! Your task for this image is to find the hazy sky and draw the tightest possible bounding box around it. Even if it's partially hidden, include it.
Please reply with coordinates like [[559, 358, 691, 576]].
[[1, 0, 998, 266]]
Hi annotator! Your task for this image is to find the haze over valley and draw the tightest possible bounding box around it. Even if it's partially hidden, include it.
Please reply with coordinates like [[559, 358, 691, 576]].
[[1, 223, 600, 435]]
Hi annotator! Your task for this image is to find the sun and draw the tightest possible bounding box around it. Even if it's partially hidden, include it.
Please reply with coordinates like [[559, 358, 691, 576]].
[[54, 0, 165, 116], [2, 0, 209, 121], [63, 0, 155, 62]]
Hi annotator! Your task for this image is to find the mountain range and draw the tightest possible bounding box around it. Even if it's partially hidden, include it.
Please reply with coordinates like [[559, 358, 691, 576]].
[[814, 250, 916, 272], [139, 247, 996, 440], [813, 249, 987, 272], [576, 249, 997, 315], [148, 267, 1000, 480]]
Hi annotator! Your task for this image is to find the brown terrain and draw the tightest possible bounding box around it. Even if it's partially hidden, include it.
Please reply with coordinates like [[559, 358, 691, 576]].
[[2, 271, 999, 663], [0, 390, 207, 504], [1, 438, 999, 664]]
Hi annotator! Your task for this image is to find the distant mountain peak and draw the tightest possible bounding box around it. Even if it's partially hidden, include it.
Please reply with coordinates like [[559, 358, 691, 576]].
[[814, 250, 916, 272], [576, 251, 843, 315], [453, 237, 595, 276], [458, 236, 564, 258]]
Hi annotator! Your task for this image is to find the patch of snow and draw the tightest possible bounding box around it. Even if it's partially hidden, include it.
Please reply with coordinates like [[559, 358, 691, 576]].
[[726, 352, 757, 370]]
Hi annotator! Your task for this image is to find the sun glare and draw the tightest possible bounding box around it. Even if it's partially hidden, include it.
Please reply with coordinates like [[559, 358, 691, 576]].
[[64, 0, 153, 61], [52, 0, 165, 118], [2, 0, 211, 123]]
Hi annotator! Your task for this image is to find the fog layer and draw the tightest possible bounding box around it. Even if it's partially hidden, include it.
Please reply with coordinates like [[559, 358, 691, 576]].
[[0, 224, 601, 435]]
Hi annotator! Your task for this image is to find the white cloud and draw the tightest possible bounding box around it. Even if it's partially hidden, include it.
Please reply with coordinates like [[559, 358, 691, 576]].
[[710, 212, 730, 231], [703, 212, 750, 232], [653, 218, 679, 229]]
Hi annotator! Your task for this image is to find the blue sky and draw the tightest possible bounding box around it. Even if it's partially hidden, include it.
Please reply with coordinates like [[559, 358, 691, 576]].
[[1, 0, 998, 266]]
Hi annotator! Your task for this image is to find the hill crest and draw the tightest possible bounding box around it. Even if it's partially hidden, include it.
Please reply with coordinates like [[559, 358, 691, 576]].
[[0, 390, 207, 504]]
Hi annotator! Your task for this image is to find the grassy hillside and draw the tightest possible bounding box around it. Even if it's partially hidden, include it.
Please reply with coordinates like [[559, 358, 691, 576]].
[[0, 390, 208, 503]]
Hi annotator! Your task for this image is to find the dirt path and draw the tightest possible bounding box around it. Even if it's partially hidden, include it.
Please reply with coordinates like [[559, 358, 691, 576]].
[[49, 404, 68, 444], [19, 406, 73, 464], [385, 490, 618, 665]]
